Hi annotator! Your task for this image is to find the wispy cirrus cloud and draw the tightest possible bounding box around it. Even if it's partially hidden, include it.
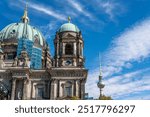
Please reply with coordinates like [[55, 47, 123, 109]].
[[66, 0, 93, 19], [27, 3, 66, 20], [104, 68, 150, 99], [86, 67, 150, 99], [100, 1, 117, 19], [104, 18, 150, 77], [86, 18, 150, 99], [11, 0, 66, 20], [95, 0, 125, 20]]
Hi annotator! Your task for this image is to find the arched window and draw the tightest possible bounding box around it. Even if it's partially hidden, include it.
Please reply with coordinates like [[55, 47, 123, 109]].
[[64, 81, 72, 97], [65, 44, 73, 55]]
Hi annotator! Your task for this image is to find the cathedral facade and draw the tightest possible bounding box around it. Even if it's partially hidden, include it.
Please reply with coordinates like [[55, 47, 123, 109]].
[[0, 6, 88, 100]]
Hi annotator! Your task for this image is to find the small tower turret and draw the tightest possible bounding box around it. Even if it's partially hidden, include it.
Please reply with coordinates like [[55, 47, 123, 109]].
[[53, 17, 84, 68]]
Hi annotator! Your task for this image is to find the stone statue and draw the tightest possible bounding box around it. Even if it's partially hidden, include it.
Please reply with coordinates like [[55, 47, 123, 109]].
[[12, 57, 18, 67]]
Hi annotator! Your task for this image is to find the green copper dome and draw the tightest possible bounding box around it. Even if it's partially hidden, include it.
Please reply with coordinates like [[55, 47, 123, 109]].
[[0, 5, 46, 47], [59, 23, 80, 33], [0, 22, 45, 46]]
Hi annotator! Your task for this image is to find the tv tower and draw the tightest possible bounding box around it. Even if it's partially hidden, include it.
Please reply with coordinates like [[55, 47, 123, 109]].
[[97, 54, 105, 98]]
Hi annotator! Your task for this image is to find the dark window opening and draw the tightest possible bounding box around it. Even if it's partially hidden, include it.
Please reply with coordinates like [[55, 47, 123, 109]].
[[65, 44, 73, 55], [36, 87, 44, 100], [64, 82, 72, 97], [7, 53, 16, 60], [7, 54, 14, 60]]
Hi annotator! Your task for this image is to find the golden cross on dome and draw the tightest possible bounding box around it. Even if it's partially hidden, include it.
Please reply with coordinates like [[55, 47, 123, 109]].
[[68, 16, 71, 23], [21, 0, 29, 23]]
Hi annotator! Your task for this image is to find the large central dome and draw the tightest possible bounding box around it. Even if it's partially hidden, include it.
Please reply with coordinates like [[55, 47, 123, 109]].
[[0, 5, 51, 69], [0, 5, 45, 47], [0, 23, 45, 46]]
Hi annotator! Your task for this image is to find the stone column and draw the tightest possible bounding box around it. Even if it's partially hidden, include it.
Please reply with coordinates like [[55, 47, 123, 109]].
[[22, 79, 27, 100], [0, 54, 4, 69], [48, 80, 50, 99], [74, 43, 76, 55], [56, 58, 59, 67], [80, 80, 85, 100], [81, 43, 83, 56], [26, 80, 31, 99], [74, 80, 76, 96], [75, 80, 78, 97], [73, 58, 77, 66], [50, 80, 55, 100], [78, 42, 80, 56], [63, 43, 65, 55], [31, 82, 34, 99], [57, 80, 60, 98], [56, 42, 59, 56], [11, 78, 16, 100]]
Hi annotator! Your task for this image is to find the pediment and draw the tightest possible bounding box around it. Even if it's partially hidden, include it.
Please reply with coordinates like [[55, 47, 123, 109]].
[[62, 33, 76, 38]]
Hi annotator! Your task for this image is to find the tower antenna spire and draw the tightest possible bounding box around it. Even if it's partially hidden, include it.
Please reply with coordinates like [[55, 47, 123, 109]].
[[25, 0, 28, 11], [99, 53, 102, 77], [21, 0, 29, 23]]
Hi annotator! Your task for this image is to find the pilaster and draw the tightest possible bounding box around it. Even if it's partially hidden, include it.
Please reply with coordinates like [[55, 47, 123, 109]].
[[50, 80, 55, 100], [74, 80, 76, 96], [57, 80, 60, 98], [22, 79, 27, 100], [80, 80, 85, 100], [11, 78, 16, 100]]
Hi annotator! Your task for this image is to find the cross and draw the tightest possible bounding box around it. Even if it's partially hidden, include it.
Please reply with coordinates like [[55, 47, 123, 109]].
[[68, 16, 71, 23]]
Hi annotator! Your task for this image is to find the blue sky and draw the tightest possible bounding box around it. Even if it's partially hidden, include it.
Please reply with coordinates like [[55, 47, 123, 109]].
[[1, 0, 150, 99]]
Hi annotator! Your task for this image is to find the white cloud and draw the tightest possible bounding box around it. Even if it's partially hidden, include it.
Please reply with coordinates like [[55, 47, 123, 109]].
[[101, 1, 116, 19], [28, 3, 66, 20], [104, 68, 150, 98], [96, 0, 125, 20], [124, 94, 150, 100], [86, 68, 150, 99], [39, 22, 58, 39], [10, 0, 66, 21], [67, 0, 93, 19], [86, 18, 150, 99], [104, 18, 150, 77]]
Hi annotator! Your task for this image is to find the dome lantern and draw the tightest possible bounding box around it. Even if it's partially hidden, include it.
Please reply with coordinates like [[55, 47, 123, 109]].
[[21, 2, 29, 23]]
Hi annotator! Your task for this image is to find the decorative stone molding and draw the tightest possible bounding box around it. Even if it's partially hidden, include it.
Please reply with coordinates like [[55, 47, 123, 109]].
[[49, 69, 88, 78]]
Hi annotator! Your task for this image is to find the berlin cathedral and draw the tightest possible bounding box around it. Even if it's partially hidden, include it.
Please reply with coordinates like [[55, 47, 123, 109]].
[[0, 5, 88, 100]]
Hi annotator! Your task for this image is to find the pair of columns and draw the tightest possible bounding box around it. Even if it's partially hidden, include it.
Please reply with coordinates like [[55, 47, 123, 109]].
[[11, 78, 28, 100], [50, 79, 85, 100]]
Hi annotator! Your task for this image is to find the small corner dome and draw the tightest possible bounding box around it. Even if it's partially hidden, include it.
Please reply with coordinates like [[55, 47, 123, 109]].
[[58, 22, 80, 33], [0, 22, 45, 46]]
